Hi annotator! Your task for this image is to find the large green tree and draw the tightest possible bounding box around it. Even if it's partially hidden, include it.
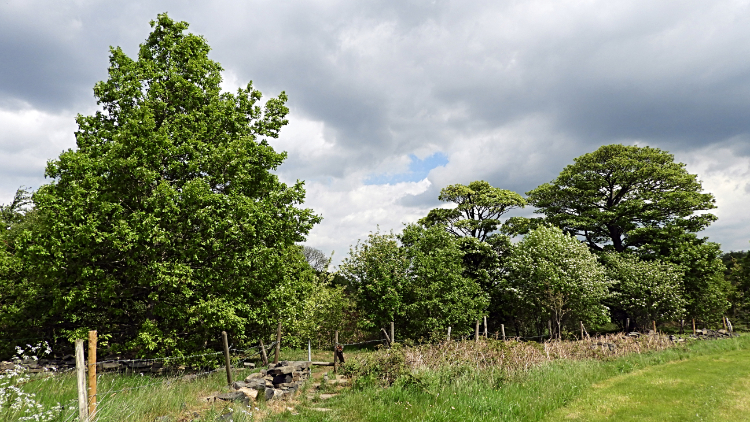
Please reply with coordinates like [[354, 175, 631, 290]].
[[527, 145, 716, 253], [17, 14, 320, 355]]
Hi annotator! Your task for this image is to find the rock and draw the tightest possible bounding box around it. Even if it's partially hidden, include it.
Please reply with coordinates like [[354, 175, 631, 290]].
[[243, 362, 256, 368], [237, 387, 258, 400], [232, 381, 248, 390], [216, 391, 249, 405], [273, 374, 293, 384], [245, 372, 264, 381]]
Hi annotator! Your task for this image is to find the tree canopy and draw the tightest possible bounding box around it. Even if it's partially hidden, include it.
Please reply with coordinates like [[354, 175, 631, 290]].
[[527, 145, 716, 253], [420, 180, 526, 242], [15, 14, 320, 355]]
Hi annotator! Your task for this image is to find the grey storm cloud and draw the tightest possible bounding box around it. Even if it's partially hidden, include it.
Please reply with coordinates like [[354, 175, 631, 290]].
[[1, 0, 749, 255]]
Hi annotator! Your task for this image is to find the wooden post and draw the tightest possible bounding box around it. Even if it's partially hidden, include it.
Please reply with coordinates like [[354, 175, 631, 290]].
[[723, 316, 727, 330], [390, 321, 395, 344], [333, 330, 339, 374], [483, 316, 488, 338], [259, 339, 269, 366], [692, 318, 696, 335], [75, 339, 89, 422], [475, 320, 480, 342], [680, 319, 684, 334], [381, 328, 392, 347], [447, 326, 451, 342], [308, 339, 312, 377], [222, 331, 233, 386], [501, 324, 506, 341], [274, 321, 282, 365], [580, 321, 584, 341], [87, 331, 97, 420], [626, 318, 630, 332], [653, 320, 656, 334]]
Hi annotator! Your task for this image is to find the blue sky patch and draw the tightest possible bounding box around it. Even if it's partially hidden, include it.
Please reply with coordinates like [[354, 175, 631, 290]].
[[364, 152, 449, 185]]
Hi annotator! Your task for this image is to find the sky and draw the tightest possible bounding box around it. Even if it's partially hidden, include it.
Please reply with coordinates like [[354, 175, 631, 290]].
[[1, 0, 749, 266]]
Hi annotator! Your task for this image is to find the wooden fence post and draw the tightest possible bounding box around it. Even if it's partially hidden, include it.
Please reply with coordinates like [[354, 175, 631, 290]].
[[222, 331, 233, 386], [259, 339, 269, 366], [274, 321, 282, 365], [75, 339, 89, 422], [501, 324, 506, 341], [483, 316, 488, 338], [723, 316, 727, 331], [653, 320, 656, 334], [447, 326, 451, 342], [87, 331, 97, 421], [580, 321, 584, 341], [333, 330, 339, 374], [680, 319, 684, 334], [626, 318, 630, 332], [475, 320, 480, 342], [390, 321, 395, 344], [381, 328, 392, 347], [692, 318, 696, 335]]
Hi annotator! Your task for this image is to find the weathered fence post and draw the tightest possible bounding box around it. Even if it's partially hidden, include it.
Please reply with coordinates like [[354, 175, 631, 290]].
[[381, 327, 392, 347], [580, 321, 584, 341], [501, 324, 506, 341], [723, 316, 727, 331], [475, 320, 480, 342], [447, 326, 451, 342], [274, 321, 282, 365], [222, 331, 233, 386], [390, 321, 395, 344], [333, 330, 339, 374], [692, 318, 696, 335], [75, 339, 89, 422], [626, 318, 630, 332], [87, 331, 97, 421], [652, 320, 656, 334], [680, 319, 684, 334], [483, 316, 488, 338], [259, 339, 269, 366]]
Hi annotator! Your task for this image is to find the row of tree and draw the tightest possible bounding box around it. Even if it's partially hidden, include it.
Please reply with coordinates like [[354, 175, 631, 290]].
[[336, 145, 746, 340]]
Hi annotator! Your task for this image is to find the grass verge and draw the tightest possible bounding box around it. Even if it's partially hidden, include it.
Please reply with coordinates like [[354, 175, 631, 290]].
[[271, 335, 750, 422]]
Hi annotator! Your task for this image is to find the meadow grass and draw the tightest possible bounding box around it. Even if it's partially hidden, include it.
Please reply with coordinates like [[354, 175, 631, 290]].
[[271, 335, 750, 422]]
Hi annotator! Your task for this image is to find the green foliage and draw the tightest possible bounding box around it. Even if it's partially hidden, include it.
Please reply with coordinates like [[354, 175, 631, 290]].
[[339, 230, 408, 332], [656, 238, 730, 322], [340, 225, 488, 340], [724, 248, 750, 325], [11, 14, 320, 356], [505, 226, 611, 336], [420, 180, 526, 242], [527, 144, 716, 253], [399, 224, 488, 338], [602, 253, 686, 328]]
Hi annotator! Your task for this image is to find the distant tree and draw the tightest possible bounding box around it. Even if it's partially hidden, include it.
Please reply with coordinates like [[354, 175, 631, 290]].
[[420, 180, 526, 242], [340, 225, 487, 339], [527, 145, 716, 253], [339, 230, 408, 333], [302, 246, 329, 272], [724, 247, 750, 325], [602, 253, 686, 330], [505, 225, 611, 338], [17, 14, 320, 355]]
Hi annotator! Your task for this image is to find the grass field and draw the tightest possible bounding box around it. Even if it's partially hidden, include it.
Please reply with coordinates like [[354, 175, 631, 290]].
[[7, 335, 749, 421], [544, 347, 750, 421]]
